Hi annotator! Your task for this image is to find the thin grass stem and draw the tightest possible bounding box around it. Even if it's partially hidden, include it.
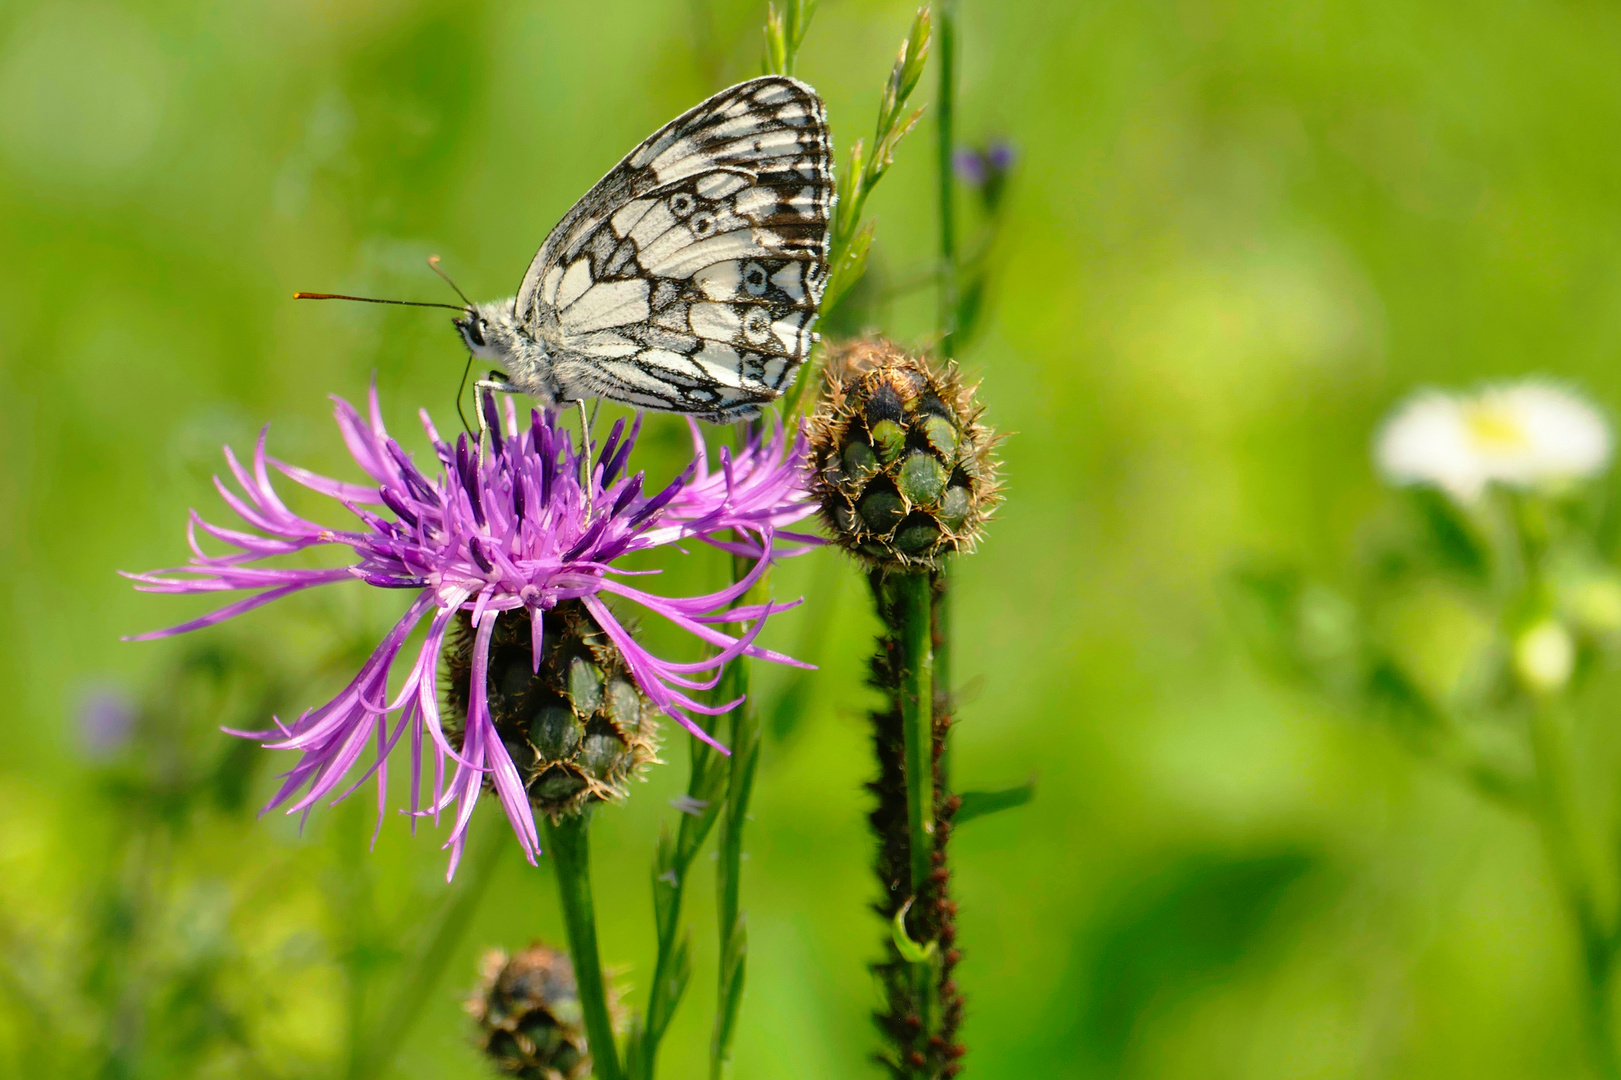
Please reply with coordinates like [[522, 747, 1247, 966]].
[[1529, 698, 1620, 1080], [710, 547, 765, 1080], [936, 0, 959, 359], [631, 733, 726, 1080]]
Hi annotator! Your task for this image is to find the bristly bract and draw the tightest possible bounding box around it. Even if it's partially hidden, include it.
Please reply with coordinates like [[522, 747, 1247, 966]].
[[456, 76, 833, 423]]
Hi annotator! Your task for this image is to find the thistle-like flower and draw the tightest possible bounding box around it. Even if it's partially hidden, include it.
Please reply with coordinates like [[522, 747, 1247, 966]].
[[468, 944, 591, 1080], [809, 338, 999, 569], [1375, 381, 1612, 503], [126, 386, 815, 872]]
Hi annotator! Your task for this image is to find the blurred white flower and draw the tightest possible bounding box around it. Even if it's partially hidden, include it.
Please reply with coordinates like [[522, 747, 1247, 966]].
[[1375, 381, 1612, 502]]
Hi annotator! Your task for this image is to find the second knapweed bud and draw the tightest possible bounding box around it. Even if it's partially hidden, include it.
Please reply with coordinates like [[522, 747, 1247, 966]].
[[809, 338, 999, 569], [445, 600, 660, 820], [467, 943, 591, 1080]]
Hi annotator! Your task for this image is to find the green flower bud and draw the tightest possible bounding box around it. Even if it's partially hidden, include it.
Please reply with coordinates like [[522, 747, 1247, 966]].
[[468, 943, 592, 1080], [809, 338, 1001, 569], [445, 600, 660, 821]]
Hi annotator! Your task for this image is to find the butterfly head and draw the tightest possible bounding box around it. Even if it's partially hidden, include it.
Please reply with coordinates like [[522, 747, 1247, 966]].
[[454, 301, 522, 364], [454, 300, 557, 404]]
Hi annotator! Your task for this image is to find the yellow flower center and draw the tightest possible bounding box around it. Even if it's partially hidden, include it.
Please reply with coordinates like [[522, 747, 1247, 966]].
[[1463, 401, 1529, 452]]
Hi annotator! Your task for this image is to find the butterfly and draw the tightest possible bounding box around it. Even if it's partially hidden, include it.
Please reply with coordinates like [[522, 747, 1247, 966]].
[[452, 76, 833, 425]]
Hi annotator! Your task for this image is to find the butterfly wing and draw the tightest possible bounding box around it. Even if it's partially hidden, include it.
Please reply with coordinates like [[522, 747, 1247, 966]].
[[515, 76, 832, 419]]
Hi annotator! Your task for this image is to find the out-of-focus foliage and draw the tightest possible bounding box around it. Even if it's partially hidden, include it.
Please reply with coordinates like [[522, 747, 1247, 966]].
[[7, 1, 1621, 1078]]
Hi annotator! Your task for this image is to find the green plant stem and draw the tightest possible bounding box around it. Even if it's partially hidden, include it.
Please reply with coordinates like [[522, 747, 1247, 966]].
[[709, 660, 757, 1080], [936, 0, 958, 359], [545, 812, 624, 1080], [711, 518, 768, 1079], [898, 573, 936, 896], [349, 815, 507, 1080], [933, 565, 953, 790], [897, 572, 938, 1055], [633, 737, 725, 1080], [1529, 700, 1620, 1080]]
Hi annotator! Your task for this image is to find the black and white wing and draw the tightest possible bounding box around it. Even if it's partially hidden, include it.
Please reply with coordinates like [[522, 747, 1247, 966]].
[[514, 76, 832, 420]]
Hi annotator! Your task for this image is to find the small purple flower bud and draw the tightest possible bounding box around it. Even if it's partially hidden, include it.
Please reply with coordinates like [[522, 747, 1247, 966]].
[[78, 684, 137, 758], [951, 148, 987, 186], [985, 140, 1016, 173]]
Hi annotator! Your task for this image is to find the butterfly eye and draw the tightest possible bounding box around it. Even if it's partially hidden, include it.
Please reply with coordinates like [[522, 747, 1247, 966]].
[[743, 262, 769, 296], [458, 317, 486, 348], [669, 193, 695, 217]]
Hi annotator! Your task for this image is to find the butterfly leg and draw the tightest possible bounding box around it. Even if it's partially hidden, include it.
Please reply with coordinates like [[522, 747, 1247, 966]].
[[573, 398, 599, 519], [472, 374, 520, 449]]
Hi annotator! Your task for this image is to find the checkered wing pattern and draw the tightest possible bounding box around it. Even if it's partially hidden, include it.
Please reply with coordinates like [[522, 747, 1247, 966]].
[[515, 76, 833, 421]]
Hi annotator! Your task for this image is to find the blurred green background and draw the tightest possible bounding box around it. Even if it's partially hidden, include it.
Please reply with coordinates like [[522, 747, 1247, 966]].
[[5, 0, 1621, 1076]]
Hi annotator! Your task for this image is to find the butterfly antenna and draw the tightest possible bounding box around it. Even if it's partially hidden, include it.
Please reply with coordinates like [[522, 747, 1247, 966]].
[[427, 255, 476, 308], [293, 292, 466, 312], [455, 353, 477, 437]]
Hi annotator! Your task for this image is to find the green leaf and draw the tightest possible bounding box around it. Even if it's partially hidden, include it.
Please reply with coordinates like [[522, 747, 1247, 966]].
[[763, 6, 788, 76], [890, 899, 938, 964], [822, 221, 875, 314], [711, 915, 749, 1067], [954, 778, 1036, 825], [644, 931, 692, 1047]]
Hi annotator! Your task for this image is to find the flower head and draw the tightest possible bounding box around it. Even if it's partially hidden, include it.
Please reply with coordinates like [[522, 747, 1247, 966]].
[[1375, 381, 1612, 503], [127, 386, 815, 872]]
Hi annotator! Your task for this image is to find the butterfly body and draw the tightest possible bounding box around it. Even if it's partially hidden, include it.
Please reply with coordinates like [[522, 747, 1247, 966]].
[[456, 76, 833, 424]]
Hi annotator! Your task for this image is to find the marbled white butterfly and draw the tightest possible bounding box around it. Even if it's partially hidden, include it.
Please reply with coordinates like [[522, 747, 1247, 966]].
[[453, 76, 832, 424]]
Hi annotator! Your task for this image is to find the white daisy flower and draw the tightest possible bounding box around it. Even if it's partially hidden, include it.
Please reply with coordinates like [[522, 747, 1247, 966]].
[[1374, 381, 1612, 503]]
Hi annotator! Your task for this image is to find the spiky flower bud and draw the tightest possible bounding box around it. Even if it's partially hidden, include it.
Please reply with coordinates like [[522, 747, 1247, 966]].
[[809, 338, 999, 569], [467, 944, 590, 1080], [446, 600, 659, 820]]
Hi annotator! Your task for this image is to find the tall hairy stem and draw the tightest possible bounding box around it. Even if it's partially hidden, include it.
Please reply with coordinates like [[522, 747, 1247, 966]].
[[869, 570, 965, 1079]]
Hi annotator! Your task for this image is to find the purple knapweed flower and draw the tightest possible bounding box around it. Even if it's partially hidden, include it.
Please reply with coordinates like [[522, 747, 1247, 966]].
[[127, 386, 816, 873]]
